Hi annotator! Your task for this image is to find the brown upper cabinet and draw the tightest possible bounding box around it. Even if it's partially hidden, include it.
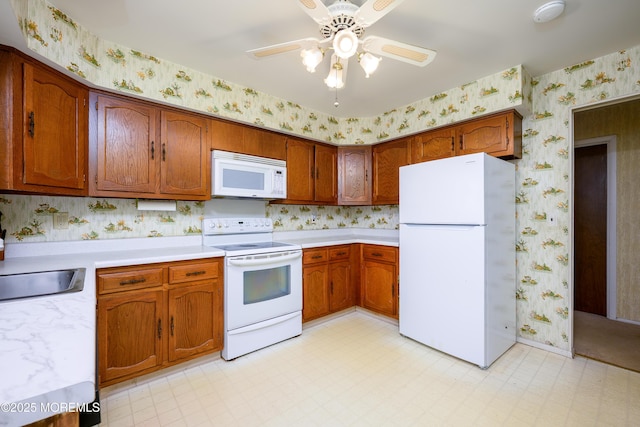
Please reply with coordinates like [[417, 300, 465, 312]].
[[372, 137, 411, 205], [284, 137, 337, 204], [0, 46, 88, 196], [338, 146, 372, 205], [89, 92, 211, 200], [456, 110, 522, 158], [411, 110, 522, 163], [412, 127, 456, 163], [211, 119, 286, 160]]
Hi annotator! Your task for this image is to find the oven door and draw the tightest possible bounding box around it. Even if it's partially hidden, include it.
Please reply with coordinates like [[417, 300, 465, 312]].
[[225, 249, 302, 331]]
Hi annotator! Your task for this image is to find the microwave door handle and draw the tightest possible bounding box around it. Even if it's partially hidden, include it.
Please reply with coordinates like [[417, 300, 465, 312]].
[[228, 251, 301, 267]]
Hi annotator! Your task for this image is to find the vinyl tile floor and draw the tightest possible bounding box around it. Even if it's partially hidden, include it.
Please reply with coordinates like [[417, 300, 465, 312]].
[[99, 311, 640, 426]]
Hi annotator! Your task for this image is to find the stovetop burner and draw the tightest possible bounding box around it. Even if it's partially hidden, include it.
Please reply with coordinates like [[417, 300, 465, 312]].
[[202, 217, 301, 256]]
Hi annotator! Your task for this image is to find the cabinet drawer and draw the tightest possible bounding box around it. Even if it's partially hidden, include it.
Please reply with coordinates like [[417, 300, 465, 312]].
[[303, 248, 328, 265], [98, 267, 164, 294], [362, 245, 397, 263], [168, 260, 218, 284], [329, 246, 351, 261]]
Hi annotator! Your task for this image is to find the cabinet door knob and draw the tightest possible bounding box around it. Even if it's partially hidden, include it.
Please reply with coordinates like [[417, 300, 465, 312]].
[[28, 112, 35, 137]]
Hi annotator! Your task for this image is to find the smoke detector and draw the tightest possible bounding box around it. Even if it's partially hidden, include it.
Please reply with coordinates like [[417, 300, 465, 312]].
[[533, 1, 565, 23]]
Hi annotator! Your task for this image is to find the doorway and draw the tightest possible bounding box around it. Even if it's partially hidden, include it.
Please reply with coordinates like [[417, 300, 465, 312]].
[[572, 97, 640, 372]]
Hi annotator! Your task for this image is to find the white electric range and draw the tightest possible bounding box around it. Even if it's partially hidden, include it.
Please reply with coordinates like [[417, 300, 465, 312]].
[[202, 217, 302, 360]]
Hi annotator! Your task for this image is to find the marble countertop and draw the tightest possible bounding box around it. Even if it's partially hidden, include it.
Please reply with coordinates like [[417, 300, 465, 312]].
[[0, 229, 397, 426], [0, 236, 224, 427]]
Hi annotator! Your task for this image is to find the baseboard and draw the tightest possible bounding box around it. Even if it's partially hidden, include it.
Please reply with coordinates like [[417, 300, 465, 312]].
[[517, 336, 573, 358]]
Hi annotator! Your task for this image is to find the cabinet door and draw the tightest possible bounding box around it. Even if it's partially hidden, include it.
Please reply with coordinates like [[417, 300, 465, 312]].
[[286, 137, 315, 202], [168, 282, 221, 362], [412, 127, 455, 163], [329, 260, 352, 312], [244, 127, 287, 160], [456, 113, 508, 156], [211, 119, 243, 152], [338, 146, 372, 205], [303, 264, 331, 322], [314, 143, 337, 203], [94, 95, 158, 194], [160, 110, 210, 198], [22, 62, 87, 192], [372, 138, 411, 205], [98, 290, 164, 385], [361, 259, 397, 318]]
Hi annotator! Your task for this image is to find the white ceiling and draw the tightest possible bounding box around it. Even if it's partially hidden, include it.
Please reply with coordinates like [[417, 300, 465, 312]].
[[2, 0, 640, 117]]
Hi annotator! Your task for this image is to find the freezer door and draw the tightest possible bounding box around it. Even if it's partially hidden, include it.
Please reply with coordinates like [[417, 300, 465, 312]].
[[399, 223, 487, 366], [399, 153, 485, 225]]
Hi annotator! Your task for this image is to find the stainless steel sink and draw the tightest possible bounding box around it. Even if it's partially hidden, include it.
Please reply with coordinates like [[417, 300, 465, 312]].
[[0, 268, 85, 302]]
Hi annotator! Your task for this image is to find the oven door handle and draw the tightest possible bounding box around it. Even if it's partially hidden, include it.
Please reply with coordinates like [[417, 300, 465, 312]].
[[227, 251, 301, 267], [227, 311, 300, 335]]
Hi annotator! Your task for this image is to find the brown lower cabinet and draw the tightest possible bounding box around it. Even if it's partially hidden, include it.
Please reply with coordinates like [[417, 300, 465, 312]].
[[360, 244, 399, 318], [97, 258, 223, 387], [302, 245, 355, 322], [302, 244, 398, 322]]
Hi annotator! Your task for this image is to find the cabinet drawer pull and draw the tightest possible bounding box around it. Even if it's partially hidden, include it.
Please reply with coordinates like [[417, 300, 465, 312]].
[[157, 319, 162, 339], [151, 140, 155, 159], [336, 251, 347, 256], [119, 278, 146, 286], [311, 255, 323, 259], [28, 111, 35, 137], [371, 252, 383, 257], [170, 316, 174, 336], [186, 270, 206, 277]]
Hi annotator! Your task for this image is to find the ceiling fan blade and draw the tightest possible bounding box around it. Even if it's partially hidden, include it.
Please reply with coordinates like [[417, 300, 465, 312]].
[[354, 0, 405, 27], [297, 0, 331, 25], [247, 38, 322, 59], [362, 36, 436, 67]]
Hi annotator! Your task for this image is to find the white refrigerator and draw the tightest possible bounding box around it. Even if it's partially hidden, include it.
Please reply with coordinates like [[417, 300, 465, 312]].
[[398, 152, 516, 368]]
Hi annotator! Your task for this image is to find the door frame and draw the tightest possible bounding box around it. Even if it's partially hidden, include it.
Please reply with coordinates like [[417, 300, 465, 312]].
[[573, 136, 617, 320]]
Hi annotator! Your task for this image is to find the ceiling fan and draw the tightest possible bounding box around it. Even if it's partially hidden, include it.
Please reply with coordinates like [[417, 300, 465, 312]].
[[247, 0, 436, 90]]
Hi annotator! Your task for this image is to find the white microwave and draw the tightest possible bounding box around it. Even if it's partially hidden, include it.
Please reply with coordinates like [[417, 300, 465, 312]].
[[211, 150, 287, 199]]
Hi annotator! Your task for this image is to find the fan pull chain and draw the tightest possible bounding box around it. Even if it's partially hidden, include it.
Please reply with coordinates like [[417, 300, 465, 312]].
[[333, 65, 339, 107]]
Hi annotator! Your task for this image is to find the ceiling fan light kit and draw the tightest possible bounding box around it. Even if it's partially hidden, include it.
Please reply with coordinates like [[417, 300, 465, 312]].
[[325, 54, 347, 89], [358, 52, 381, 78], [533, 0, 565, 23], [301, 47, 325, 72], [248, 0, 437, 98]]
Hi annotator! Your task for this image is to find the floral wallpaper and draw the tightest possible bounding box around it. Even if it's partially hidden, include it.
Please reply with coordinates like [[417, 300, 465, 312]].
[[3, 0, 640, 353], [266, 204, 398, 231], [0, 195, 398, 242], [0, 195, 206, 242], [11, 0, 529, 146], [515, 47, 640, 350]]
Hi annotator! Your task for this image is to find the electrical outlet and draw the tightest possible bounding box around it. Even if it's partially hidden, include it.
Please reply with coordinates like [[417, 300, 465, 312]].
[[53, 212, 69, 229], [311, 214, 317, 222], [547, 215, 558, 226]]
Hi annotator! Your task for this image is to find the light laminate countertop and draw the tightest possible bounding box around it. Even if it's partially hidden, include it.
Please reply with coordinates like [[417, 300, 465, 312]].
[[0, 236, 224, 427], [0, 229, 397, 426]]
